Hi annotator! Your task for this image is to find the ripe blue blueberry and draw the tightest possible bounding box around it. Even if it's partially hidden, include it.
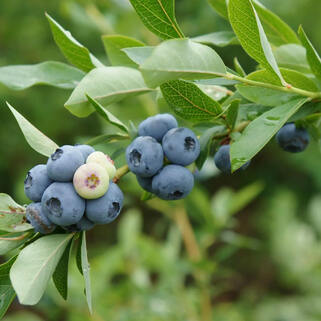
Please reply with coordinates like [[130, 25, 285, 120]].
[[162, 128, 200, 166], [126, 136, 164, 177], [74, 144, 95, 160], [136, 175, 154, 193], [26, 202, 56, 234], [276, 123, 310, 153], [138, 113, 178, 142], [24, 164, 53, 202], [47, 145, 84, 182], [214, 145, 250, 174], [41, 182, 85, 226], [86, 182, 124, 224], [63, 216, 95, 232], [152, 165, 194, 200]]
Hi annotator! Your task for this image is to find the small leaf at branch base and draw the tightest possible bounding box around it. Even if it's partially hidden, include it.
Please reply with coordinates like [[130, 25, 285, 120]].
[[46, 13, 102, 72], [0, 62, 85, 90], [53, 239, 73, 300], [226, 99, 240, 129], [86, 95, 129, 133], [10, 234, 74, 305], [230, 97, 309, 171], [0, 193, 31, 232], [129, 0, 184, 39], [102, 35, 145, 68], [6, 103, 59, 157], [160, 80, 223, 121]]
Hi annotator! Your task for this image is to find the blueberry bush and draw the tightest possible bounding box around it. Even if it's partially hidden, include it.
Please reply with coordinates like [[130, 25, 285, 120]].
[[0, 0, 321, 319]]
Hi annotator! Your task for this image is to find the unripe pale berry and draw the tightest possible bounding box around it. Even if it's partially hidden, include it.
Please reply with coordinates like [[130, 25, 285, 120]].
[[86, 151, 116, 179], [73, 163, 109, 199]]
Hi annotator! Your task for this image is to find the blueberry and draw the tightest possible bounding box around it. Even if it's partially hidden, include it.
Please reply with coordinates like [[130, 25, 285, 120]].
[[26, 202, 56, 234], [214, 145, 250, 174], [136, 175, 154, 193], [41, 182, 85, 226], [276, 123, 310, 153], [138, 113, 178, 142], [47, 145, 84, 182], [162, 128, 200, 166], [86, 182, 124, 224], [152, 165, 194, 200], [87, 151, 116, 179], [73, 163, 109, 199], [74, 144, 95, 160], [63, 216, 95, 232], [24, 164, 53, 202], [126, 136, 164, 177]]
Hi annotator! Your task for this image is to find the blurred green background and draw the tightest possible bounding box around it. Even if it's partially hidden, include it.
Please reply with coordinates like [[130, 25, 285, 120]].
[[1, 0, 321, 320]]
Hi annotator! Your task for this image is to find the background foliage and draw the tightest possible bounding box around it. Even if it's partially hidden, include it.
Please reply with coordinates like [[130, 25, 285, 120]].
[[1, 0, 321, 320]]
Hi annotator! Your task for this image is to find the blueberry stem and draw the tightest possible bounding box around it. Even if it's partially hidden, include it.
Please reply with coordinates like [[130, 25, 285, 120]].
[[113, 164, 130, 183]]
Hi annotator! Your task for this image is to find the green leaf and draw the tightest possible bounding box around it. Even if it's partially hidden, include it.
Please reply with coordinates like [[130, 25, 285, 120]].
[[208, 0, 299, 46], [226, 99, 240, 129], [6, 103, 59, 157], [75, 235, 83, 275], [252, 1, 299, 46], [233, 57, 246, 77], [46, 13, 102, 72], [160, 80, 223, 121], [298, 26, 321, 81], [85, 133, 130, 146], [80, 232, 92, 314], [86, 95, 129, 133], [122, 46, 155, 65], [129, 0, 184, 39], [52, 239, 73, 300], [102, 35, 145, 68], [237, 68, 319, 106], [0, 194, 31, 232], [10, 233, 74, 305], [0, 62, 84, 91], [0, 233, 32, 255], [196, 125, 225, 169], [228, 0, 285, 84], [0, 256, 17, 319], [208, 0, 229, 19], [140, 39, 226, 88], [274, 44, 311, 74], [65, 67, 152, 117], [192, 31, 238, 47], [230, 97, 308, 171]]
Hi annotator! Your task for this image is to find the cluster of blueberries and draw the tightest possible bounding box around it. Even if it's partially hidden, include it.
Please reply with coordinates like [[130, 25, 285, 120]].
[[213, 122, 310, 174], [126, 114, 200, 200], [24, 144, 123, 234]]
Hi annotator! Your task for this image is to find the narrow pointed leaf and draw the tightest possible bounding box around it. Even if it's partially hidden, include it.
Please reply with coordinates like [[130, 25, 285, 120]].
[[129, 0, 184, 39], [228, 0, 284, 84], [208, 0, 229, 19], [10, 233, 74, 305], [85, 133, 130, 146], [0, 194, 31, 232], [0, 62, 84, 90], [46, 13, 102, 72], [86, 95, 129, 133], [102, 35, 145, 68], [192, 31, 238, 47], [80, 232, 92, 314], [65, 67, 153, 117], [140, 39, 226, 88], [298, 26, 321, 81], [0, 256, 17, 319], [237, 68, 318, 106], [160, 80, 222, 121], [233, 57, 246, 76], [6, 103, 59, 157], [226, 99, 240, 129], [122, 46, 155, 65], [230, 97, 309, 171], [52, 239, 73, 300]]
